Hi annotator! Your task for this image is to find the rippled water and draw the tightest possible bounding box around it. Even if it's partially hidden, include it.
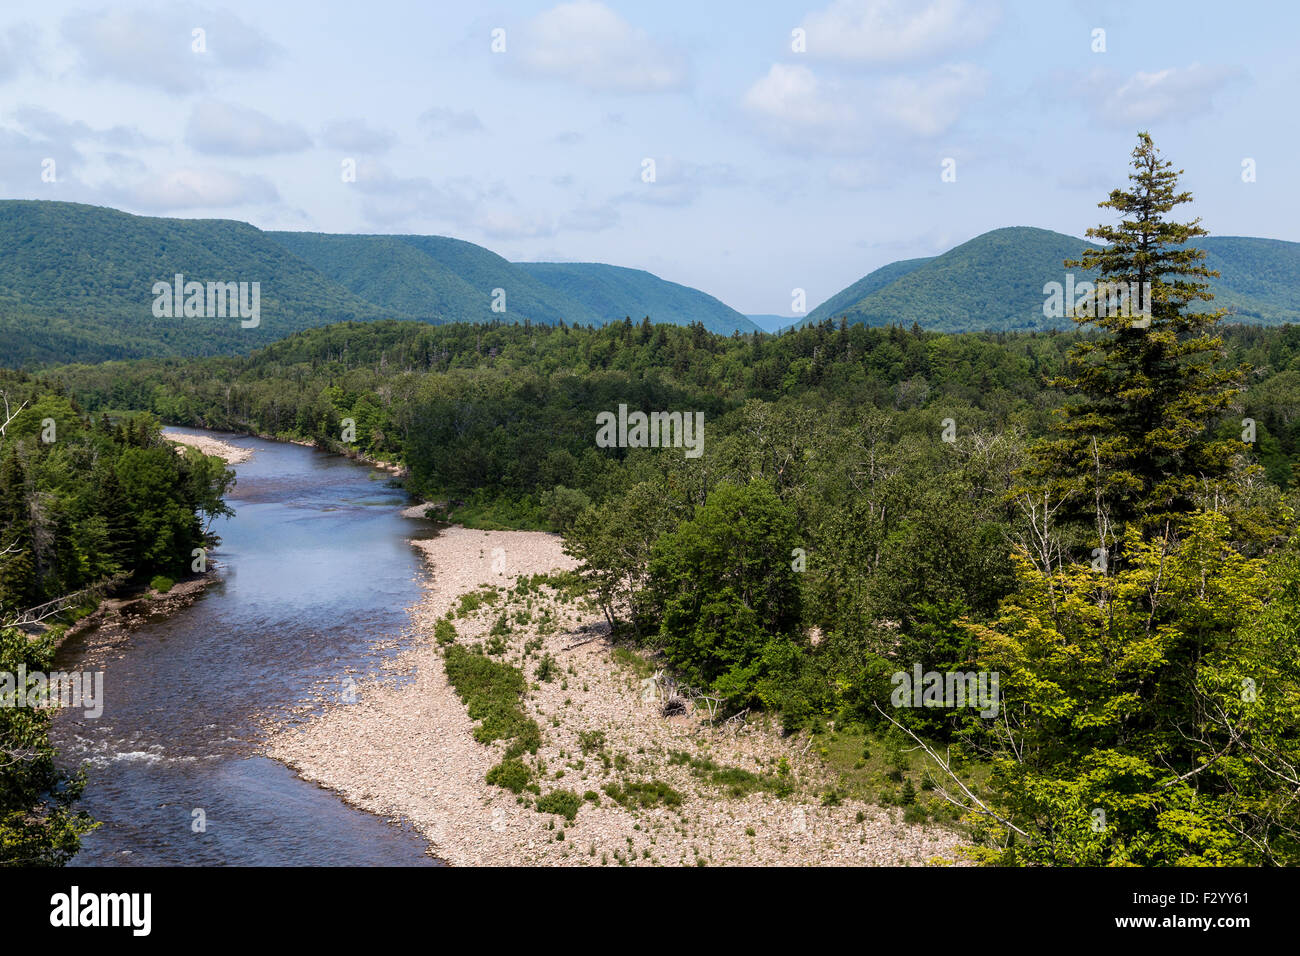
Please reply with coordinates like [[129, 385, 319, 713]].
[[52, 428, 440, 866]]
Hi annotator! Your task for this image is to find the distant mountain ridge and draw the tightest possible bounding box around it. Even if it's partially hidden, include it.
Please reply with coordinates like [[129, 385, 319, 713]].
[[1, 201, 1296, 367], [803, 226, 1300, 332], [0, 200, 758, 366], [517, 261, 755, 333]]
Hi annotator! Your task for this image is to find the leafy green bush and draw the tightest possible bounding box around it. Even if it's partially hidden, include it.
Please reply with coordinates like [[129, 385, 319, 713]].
[[442, 645, 541, 756], [536, 789, 582, 821], [486, 758, 533, 793], [535, 653, 558, 682], [434, 618, 457, 645], [602, 780, 682, 810]]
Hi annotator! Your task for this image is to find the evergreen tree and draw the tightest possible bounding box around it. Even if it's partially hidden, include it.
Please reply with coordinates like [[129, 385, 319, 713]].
[[1029, 132, 1242, 555]]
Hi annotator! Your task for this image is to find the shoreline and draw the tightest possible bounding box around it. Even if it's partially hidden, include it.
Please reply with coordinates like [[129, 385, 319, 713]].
[[266, 525, 970, 866], [51, 574, 213, 653], [166, 424, 409, 478], [165, 430, 253, 464]]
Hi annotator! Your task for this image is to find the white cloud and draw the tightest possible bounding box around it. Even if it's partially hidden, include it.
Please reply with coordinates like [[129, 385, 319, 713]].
[[878, 63, 988, 136], [113, 167, 279, 211], [62, 5, 279, 93], [321, 119, 395, 153], [0, 109, 155, 196], [561, 201, 620, 231], [743, 61, 985, 150], [626, 156, 744, 206], [418, 107, 484, 136], [515, 1, 689, 93], [0, 23, 41, 84], [800, 0, 998, 65], [185, 101, 311, 156], [352, 161, 555, 240], [13, 107, 155, 149], [742, 64, 856, 142], [1096, 63, 1239, 126]]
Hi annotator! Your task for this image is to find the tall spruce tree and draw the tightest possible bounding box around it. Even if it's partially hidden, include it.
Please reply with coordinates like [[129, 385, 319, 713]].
[[1031, 132, 1241, 557]]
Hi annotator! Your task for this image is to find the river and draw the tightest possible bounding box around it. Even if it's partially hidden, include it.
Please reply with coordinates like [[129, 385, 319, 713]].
[[51, 428, 440, 866]]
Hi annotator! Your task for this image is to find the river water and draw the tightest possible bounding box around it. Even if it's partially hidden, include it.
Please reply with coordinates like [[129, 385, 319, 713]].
[[51, 428, 439, 866]]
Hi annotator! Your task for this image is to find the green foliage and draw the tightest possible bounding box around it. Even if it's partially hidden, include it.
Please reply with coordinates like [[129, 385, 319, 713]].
[[646, 481, 802, 700], [149, 575, 174, 593], [441, 645, 541, 757], [434, 618, 457, 645], [967, 513, 1300, 865], [485, 758, 534, 794], [601, 779, 683, 810], [0, 627, 99, 865], [0, 377, 233, 612], [536, 788, 582, 821]]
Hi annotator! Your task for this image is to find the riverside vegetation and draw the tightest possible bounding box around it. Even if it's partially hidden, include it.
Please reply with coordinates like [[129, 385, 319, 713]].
[[0, 377, 235, 864], [27, 133, 1300, 865]]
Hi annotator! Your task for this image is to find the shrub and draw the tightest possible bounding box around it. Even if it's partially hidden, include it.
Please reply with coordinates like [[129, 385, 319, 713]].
[[536, 789, 582, 822], [150, 575, 174, 593], [602, 780, 682, 810], [486, 758, 533, 793], [434, 618, 457, 645], [535, 653, 558, 682]]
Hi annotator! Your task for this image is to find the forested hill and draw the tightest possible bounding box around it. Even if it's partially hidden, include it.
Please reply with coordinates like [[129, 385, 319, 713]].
[[515, 262, 757, 333], [0, 201, 394, 364], [0, 201, 757, 366], [804, 226, 1300, 331]]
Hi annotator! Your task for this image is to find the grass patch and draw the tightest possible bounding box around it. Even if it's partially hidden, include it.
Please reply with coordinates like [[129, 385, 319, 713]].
[[602, 780, 683, 811], [812, 721, 984, 826], [668, 751, 791, 798], [535, 653, 559, 682], [442, 644, 541, 757], [434, 618, 457, 645], [536, 789, 582, 822]]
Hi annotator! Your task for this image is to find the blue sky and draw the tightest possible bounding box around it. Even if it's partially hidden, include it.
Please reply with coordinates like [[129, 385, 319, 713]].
[[1, 0, 1295, 315]]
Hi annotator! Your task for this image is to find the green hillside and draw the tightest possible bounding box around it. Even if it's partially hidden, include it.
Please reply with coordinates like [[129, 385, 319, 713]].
[[517, 261, 759, 334], [802, 256, 934, 326], [1200, 237, 1300, 325], [806, 227, 1300, 332], [4, 201, 1297, 367], [394, 235, 597, 326], [264, 232, 460, 322], [0, 201, 765, 367], [0, 200, 396, 364], [805, 228, 1091, 332]]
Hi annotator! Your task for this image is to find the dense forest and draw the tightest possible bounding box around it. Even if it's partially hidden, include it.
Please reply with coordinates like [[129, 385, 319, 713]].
[[0, 373, 234, 865], [20, 134, 1300, 866]]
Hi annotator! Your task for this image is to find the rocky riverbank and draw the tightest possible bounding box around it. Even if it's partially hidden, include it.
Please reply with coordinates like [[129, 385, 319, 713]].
[[266, 525, 969, 866], [166, 431, 253, 464]]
